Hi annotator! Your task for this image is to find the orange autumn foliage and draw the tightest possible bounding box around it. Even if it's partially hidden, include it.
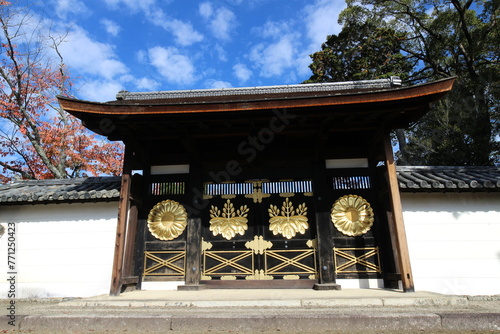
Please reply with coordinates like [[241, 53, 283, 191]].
[[0, 2, 123, 182]]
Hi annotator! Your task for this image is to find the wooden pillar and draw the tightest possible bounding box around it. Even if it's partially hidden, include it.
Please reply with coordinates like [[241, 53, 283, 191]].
[[312, 161, 341, 290], [110, 147, 133, 296], [122, 174, 142, 283], [182, 218, 203, 287], [383, 134, 415, 292], [122, 202, 139, 278], [178, 163, 206, 290]]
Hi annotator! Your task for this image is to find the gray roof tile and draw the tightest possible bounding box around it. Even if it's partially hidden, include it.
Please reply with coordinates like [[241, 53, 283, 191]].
[[0, 177, 121, 204], [397, 166, 500, 192], [115, 77, 402, 101]]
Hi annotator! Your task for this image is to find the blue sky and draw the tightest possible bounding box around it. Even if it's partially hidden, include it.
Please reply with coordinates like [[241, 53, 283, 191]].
[[27, 0, 346, 102]]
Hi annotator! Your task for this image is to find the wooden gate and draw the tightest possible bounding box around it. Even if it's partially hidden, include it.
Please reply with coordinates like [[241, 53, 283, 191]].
[[327, 169, 384, 280], [201, 180, 318, 284]]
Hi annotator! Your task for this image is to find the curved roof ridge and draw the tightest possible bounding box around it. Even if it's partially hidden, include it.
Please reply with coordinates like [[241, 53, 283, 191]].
[[115, 77, 402, 101]]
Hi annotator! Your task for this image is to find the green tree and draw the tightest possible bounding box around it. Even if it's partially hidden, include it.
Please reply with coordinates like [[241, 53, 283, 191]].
[[305, 6, 414, 83], [306, 0, 500, 165]]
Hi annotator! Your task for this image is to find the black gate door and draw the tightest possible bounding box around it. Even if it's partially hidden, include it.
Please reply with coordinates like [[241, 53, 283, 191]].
[[201, 180, 318, 283]]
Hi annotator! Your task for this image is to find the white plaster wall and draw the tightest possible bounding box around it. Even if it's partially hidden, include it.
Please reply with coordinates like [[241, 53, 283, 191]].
[[0, 202, 118, 298], [402, 192, 500, 296]]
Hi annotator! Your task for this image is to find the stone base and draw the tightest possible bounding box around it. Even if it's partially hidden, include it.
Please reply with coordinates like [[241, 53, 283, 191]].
[[313, 283, 342, 291], [177, 284, 207, 291]]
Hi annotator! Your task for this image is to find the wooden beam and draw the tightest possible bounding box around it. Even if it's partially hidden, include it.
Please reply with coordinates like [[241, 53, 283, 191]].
[[110, 147, 133, 296], [383, 134, 415, 292]]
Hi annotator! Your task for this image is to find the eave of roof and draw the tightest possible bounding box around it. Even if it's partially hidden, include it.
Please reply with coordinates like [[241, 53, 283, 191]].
[[57, 77, 455, 116]]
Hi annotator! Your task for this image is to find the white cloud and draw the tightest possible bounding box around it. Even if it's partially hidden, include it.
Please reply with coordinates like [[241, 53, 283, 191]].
[[136, 50, 147, 64], [117, 74, 160, 91], [211, 7, 237, 40], [226, 0, 244, 5], [104, 0, 203, 46], [52, 0, 89, 19], [200, 2, 237, 41], [304, 0, 345, 48], [135, 77, 160, 91], [166, 19, 204, 46], [199, 2, 213, 19], [101, 19, 121, 37], [245, 0, 345, 82], [148, 46, 196, 86], [296, 50, 314, 78], [73, 72, 159, 101], [205, 79, 232, 89], [249, 34, 296, 78], [59, 26, 128, 80], [4, 12, 133, 101], [79, 79, 124, 102], [103, 0, 156, 13], [247, 17, 304, 82], [255, 20, 291, 39], [233, 63, 252, 83], [214, 44, 228, 62]]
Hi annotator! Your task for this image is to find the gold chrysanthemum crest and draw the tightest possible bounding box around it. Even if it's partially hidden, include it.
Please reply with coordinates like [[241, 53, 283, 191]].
[[331, 195, 374, 237], [148, 200, 188, 241], [268, 198, 308, 239], [209, 200, 249, 240]]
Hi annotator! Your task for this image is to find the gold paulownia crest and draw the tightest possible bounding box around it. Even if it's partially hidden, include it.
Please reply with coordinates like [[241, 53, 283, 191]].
[[331, 195, 374, 237], [209, 200, 249, 240], [245, 235, 273, 254], [147, 200, 188, 241], [268, 198, 308, 239]]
